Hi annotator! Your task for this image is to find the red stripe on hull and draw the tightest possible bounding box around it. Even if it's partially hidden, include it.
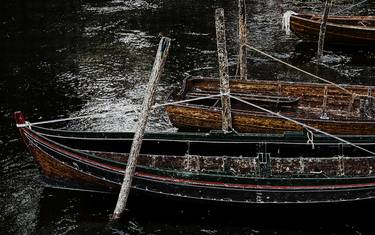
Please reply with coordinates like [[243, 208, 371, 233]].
[[21, 128, 375, 192]]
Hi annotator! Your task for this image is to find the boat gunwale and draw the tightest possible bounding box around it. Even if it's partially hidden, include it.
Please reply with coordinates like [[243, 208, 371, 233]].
[[23, 128, 375, 189], [28, 125, 375, 144], [181, 76, 375, 89], [19, 126, 375, 181], [167, 102, 375, 125], [290, 14, 375, 31]]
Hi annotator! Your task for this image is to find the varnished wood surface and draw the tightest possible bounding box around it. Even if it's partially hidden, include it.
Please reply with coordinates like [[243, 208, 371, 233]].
[[290, 14, 375, 45], [167, 77, 375, 134]]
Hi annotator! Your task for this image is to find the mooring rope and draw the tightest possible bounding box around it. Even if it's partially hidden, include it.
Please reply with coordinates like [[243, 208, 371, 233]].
[[332, 0, 368, 15], [152, 94, 223, 109], [15, 108, 140, 128], [229, 94, 375, 156], [17, 89, 375, 155], [244, 43, 373, 99], [16, 94, 223, 128]]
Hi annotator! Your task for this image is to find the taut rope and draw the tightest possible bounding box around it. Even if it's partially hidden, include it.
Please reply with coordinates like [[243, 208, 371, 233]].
[[229, 94, 375, 156], [332, 0, 368, 15], [244, 43, 373, 99], [16, 94, 223, 128]]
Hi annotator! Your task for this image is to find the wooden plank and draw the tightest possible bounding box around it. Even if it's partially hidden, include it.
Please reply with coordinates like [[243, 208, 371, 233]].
[[111, 37, 171, 220], [215, 8, 233, 133], [238, 0, 248, 80], [317, 0, 333, 60]]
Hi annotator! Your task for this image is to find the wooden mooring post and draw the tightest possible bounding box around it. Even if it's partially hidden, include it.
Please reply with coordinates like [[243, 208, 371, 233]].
[[111, 37, 171, 221], [317, 0, 333, 60], [238, 0, 248, 80], [215, 8, 233, 133]]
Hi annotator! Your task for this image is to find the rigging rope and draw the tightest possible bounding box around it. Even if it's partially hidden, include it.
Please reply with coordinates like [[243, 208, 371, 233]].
[[229, 94, 375, 156], [244, 43, 373, 99], [332, 0, 368, 15], [17, 91, 375, 156]]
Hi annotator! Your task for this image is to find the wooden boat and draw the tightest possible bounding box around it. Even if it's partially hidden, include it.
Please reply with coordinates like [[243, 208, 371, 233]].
[[15, 111, 375, 204], [289, 14, 375, 45], [166, 77, 375, 134]]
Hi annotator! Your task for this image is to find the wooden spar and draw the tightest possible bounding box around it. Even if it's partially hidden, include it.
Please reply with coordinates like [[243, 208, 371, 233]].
[[321, 85, 328, 119], [238, 0, 248, 80], [111, 37, 171, 220], [215, 8, 233, 133], [317, 0, 333, 60]]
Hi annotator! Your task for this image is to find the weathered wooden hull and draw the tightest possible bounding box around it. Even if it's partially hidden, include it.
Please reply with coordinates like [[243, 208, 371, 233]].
[[166, 104, 375, 134], [290, 14, 375, 45], [15, 112, 375, 204], [166, 77, 375, 134]]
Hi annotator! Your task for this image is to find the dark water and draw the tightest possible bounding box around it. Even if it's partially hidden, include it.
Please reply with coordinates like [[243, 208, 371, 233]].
[[1, 0, 375, 234]]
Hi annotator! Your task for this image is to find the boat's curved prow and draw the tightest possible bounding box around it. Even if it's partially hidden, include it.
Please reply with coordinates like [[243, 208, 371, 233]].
[[14, 111, 26, 126]]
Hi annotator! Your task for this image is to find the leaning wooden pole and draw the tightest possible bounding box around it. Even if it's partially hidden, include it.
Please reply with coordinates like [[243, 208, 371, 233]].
[[112, 37, 171, 221], [317, 0, 333, 60], [238, 0, 248, 80], [215, 8, 233, 133]]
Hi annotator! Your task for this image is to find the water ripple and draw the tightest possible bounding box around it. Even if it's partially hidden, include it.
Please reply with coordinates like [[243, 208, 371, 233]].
[[84, 0, 158, 14]]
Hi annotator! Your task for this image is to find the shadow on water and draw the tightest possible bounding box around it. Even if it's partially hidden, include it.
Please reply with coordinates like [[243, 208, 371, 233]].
[[36, 188, 375, 234], [2, 0, 375, 234]]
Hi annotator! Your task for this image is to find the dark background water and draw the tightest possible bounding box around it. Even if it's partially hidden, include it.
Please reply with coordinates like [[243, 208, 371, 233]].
[[1, 0, 375, 234]]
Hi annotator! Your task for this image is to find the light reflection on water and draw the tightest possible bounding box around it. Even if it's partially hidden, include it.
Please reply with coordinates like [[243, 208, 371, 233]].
[[1, 0, 375, 234], [84, 0, 158, 14]]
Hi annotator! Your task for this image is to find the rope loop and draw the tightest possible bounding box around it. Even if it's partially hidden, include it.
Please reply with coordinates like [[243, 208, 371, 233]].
[[306, 129, 315, 149]]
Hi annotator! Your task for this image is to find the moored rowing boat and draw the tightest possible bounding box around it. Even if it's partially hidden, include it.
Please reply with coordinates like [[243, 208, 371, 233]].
[[288, 14, 375, 45], [166, 77, 375, 134], [14, 111, 375, 204]]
